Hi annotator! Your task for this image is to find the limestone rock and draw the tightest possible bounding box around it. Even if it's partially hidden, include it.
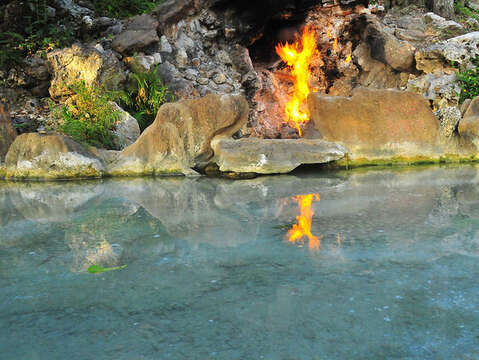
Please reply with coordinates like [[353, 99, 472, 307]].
[[307, 88, 442, 161], [47, 44, 126, 98], [459, 96, 479, 139], [5, 133, 105, 180], [112, 14, 159, 54], [407, 73, 460, 109], [110, 103, 141, 150], [424, 12, 464, 32], [108, 94, 249, 176], [415, 32, 479, 73], [363, 17, 415, 72], [0, 107, 17, 163], [212, 138, 346, 174], [435, 106, 461, 138]]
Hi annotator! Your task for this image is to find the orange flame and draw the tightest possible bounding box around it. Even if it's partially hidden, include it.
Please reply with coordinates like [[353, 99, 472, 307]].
[[275, 27, 317, 136], [287, 194, 321, 251], [333, 37, 338, 54]]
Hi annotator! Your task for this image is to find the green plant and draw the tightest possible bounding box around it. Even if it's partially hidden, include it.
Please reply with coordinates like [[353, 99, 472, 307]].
[[0, 32, 25, 69], [51, 81, 122, 149], [92, 0, 164, 18], [121, 66, 175, 131], [87, 264, 128, 274], [457, 56, 479, 103]]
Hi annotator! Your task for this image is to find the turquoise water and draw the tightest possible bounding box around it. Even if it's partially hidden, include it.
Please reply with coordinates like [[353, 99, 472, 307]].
[[1, 166, 479, 359]]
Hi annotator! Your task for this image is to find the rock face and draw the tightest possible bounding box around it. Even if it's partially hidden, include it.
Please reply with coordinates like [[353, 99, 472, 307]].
[[47, 44, 126, 98], [212, 138, 347, 174], [110, 103, 141, 150], [0, 107, 17, 163], [458, 97, 479, 140], [362, 16, 416, 72], [308, 88, 442, 161], [407, 73, 460, 109], [108, 94, 249, 176], [112, 14, 160, 54], [5, 133, 105, 180]]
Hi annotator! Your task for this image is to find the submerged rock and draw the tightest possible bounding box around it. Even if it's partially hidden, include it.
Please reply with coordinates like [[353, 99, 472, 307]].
[[307, 88, 443, 162], [107, 94, 249, 176], [5, 133, 105, 180], [212, 138, 346, 174]]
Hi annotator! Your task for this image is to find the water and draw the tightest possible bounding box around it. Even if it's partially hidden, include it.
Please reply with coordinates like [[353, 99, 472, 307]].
[[1, 165, 479, 360]]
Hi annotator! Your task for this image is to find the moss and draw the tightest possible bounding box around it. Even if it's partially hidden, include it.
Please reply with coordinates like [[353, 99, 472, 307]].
[[327, 153, 479, 170], [5, 167, 103, 181]]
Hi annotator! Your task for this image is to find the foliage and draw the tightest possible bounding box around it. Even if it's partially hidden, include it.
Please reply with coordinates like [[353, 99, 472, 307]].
[[120, 66, 175, 131], [0, 0, 74, 70], [51, 81, 122, 149], [457, 56, 479, 103], [87, 264, 128, 274], [454, 1, 479, 29], [92, 0, 164, 18]]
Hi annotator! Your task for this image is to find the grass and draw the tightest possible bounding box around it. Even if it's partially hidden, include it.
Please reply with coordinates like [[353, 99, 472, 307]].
[[92, 0, 165, 18], [120, 66, 175, 131], [50, 81, 122, 149]]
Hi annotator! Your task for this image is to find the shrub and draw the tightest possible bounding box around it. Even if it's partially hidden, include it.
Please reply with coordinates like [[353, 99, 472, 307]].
[[51, 81, 122, 149], [0, 32, 25, 70], [120, 66, 175, 131], [92, 0, 165, 18], [457, 57, 479, 104]]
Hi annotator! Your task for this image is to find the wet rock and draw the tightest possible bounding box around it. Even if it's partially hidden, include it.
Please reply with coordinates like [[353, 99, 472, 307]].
[[5, 133, 105, 180], [407, 73, 460, 109], [110, 103, 140, 150], [435, 106, 461, 138], [107, 94, 249, 176], [307, 88, 443, 161], [212, 138, 346, 174], [0, 107, 17, 163], [112, 14, 160, 54], [47, 44, 126, 98]]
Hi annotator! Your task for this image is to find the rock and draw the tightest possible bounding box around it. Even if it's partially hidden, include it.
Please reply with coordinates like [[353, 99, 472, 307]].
[[112, 14, 160, 54], [24, 56, 49, 81], [362, 17, 415, 72], [47, 44, 126, 98], [5, 133, 105, 180], [307, 88, 442, 161], [160, 35, 173, 53], [175, 48, 189, 68], [407, 73, 460, 109], [110, 103, 140, 150], [424, 12, 464, 32], [212, 138, 346, 174], [0, 107, 17, 163], [107, 94, 249, 176], [416, 32, 479, 73], [124, 54, 158, 72], [153, 0, 196, 32], [51, 0, 94, 20], [459, 96, 479, 139], [435, 106, 461, 138], [461, 98, 472, 116]]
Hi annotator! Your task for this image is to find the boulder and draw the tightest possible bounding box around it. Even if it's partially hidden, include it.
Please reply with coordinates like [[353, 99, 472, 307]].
[[407, 73, 460, 109], [47, 44, 126, 98], [110, 103, 141, 150], [415, 32, 479, 73], [307, 88, 442, 161], [108, 94, 249, 176], [212, 138, 347, 174], [0, 106, 17, 163], [112, 14, 160, 54], [5, 133, 105, 180], [424, 12, 464, 32], [362, 17, 415, 72], [459, 97, 479, 139]]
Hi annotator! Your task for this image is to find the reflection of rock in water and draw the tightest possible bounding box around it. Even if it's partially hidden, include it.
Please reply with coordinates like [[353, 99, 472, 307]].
[[6, 181, 104, 223], [426, 186, 459, 227]]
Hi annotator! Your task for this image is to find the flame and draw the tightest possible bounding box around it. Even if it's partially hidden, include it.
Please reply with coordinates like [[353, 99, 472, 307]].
[[345, 54, 352, 63], [275, 27, 317, 136], [333, 37, 338, 54], [287, 194, 321, 251]]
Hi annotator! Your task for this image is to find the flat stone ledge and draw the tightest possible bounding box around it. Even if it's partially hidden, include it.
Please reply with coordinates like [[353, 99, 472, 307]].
[[212, 138, 347, 174]]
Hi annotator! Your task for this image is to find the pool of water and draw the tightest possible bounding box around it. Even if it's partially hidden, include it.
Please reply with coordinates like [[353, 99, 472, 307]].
[[1, 165, 479, 359]]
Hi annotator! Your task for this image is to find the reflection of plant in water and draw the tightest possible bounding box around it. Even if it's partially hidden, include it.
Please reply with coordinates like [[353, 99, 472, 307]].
[[88, 264, 127, 274]]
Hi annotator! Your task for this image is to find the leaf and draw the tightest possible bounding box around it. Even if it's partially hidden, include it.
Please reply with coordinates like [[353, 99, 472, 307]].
[[87, 264, 128, 274]]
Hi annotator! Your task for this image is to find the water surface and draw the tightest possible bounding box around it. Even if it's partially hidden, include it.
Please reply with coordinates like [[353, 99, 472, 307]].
[[1, 165, 479, 359]]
